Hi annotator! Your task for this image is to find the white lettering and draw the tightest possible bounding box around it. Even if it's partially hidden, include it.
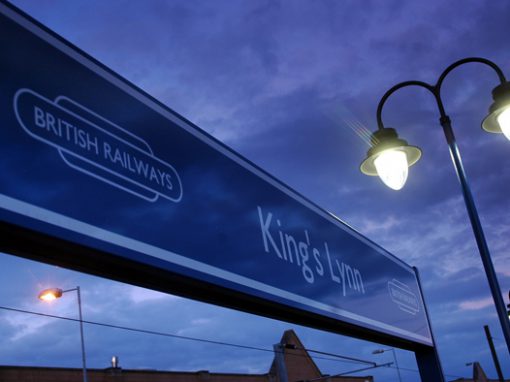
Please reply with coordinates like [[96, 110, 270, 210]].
[[257, 206, 365, 296], [34, 106, 45, 128]]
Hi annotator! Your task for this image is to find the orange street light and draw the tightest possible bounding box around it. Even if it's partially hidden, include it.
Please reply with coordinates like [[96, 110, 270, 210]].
[[38, 288, 63, 301], [38, 286, 88, 382]]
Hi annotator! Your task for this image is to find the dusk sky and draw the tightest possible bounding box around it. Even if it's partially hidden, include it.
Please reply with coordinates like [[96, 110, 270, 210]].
[[1, 1, 510, 381]]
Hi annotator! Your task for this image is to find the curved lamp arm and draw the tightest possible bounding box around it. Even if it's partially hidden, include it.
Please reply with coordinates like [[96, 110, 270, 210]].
[[436, 57, 507, 93], [376, 81, 435, 130], [376, 57, 507, 129]]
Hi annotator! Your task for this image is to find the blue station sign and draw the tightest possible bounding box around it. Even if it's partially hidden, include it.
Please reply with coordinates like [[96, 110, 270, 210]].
[[0, 2, 432, 346]]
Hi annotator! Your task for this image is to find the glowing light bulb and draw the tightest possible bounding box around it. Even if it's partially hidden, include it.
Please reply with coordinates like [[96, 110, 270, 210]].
[[497, 107, 510, 140], [39, 292, 58, 301], [38, 288, 63, 301], [374, 149, 408, 190]]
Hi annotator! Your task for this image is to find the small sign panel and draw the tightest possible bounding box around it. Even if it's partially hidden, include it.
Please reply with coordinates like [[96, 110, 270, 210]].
[[0, 3, 432, 345]]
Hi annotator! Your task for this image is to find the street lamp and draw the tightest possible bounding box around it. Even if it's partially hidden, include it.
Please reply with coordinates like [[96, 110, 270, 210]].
[[360, 57, 510, 354], [38, 286, 88, 382], [372, 348, 402, 382]]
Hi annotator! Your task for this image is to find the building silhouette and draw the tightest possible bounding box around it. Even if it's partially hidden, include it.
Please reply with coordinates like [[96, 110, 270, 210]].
[[449, 361, 510, 382], [0, 329, 373, 382]]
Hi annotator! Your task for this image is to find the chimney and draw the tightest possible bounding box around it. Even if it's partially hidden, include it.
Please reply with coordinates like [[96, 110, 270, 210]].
[[111, 356, 120, 369]]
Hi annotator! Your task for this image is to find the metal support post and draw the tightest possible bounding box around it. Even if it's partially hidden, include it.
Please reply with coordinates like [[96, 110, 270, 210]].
[[414, 267, 445, 382], [440, 117, 510, 355], [75, 287, 88, 382], [484, 325, 504, 381]]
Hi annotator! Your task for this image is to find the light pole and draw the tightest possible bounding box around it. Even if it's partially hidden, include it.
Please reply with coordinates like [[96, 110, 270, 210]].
[[373, 348, 402, 382], [38, 286, 88, 382], [507, 290, 510, 319], [359, 57, 510, 355]]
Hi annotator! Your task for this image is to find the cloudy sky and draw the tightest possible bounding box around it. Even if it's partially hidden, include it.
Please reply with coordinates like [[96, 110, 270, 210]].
[[1, 1, 510, 381]]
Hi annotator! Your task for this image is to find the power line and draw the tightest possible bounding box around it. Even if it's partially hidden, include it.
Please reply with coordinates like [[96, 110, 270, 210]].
[[0, 305, 364, 365], [283, 344, 375, 366], [385, 363, 463, 379], [1, 305, 465, 379], [308, 362, 393, 381]]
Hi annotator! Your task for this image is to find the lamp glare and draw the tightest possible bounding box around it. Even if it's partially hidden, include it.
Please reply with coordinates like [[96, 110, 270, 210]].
[[497, 107, 510, 140], [39, 291, 58, 301], [374, 149, 408, 190], [38, 288, 63, 301]]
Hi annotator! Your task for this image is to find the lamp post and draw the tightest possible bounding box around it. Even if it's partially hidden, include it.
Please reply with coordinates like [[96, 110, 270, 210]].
[[38, 286, 88, 382], [507, 290, 510, 319], [359, 57, 510, 355], [373, 348, 402, 382]]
